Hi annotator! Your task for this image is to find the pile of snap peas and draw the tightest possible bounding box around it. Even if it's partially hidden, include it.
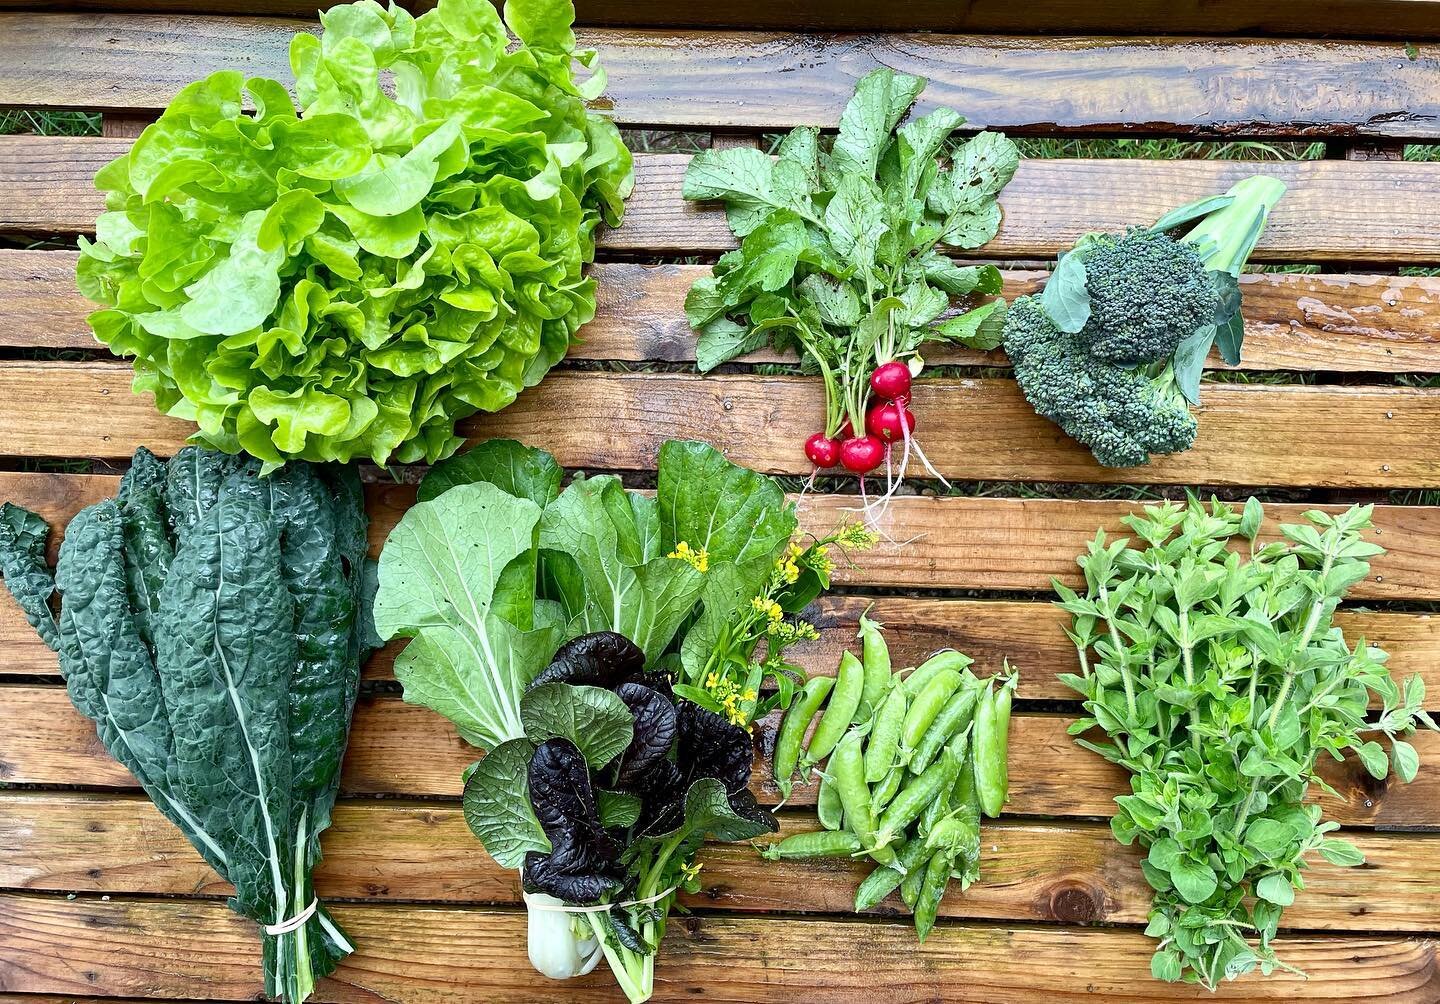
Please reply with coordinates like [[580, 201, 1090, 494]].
[[763, 615, 1017, 941]]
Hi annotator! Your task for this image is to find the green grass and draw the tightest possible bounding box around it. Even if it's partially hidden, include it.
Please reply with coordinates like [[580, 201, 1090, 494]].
[[1013, 138, 1325, 161], [0, 109, 101, 137]]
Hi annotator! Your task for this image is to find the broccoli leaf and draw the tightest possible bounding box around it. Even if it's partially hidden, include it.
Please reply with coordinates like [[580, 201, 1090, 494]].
[[1040, 251, 1091, 334], [1172, 326, 1215, 406]]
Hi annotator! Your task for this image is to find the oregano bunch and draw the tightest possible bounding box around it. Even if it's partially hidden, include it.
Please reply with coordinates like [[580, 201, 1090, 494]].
[[1055, 498, 1434, 989]]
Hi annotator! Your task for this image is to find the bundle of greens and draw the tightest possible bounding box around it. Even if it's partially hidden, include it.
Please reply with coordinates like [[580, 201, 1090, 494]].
[[1002, 177, 1285, 468], [78, 0, 633, 471], [682, 68, 1017, 488], [1056, 498, 1433, 988], [0, 447, 372, 1004], [372, 438, 868, 1002], [766, 617, 1014, 941]]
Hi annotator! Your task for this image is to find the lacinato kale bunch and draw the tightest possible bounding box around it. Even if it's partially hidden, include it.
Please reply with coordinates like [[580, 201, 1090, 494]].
[[374, 438, 853, 1002], [480, 632, 775, 1002], [1002, 176, 1286, 468], [0, 447, 373, 1004]]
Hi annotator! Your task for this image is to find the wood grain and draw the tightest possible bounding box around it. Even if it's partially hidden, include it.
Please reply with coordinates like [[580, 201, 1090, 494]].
[[1, 361, 1437, 489], [6, 592, 1438, 710], [12, 252, 1440, 373], [2, 793, 1436, 932], [561, 0, 1440, 38], [2, 686, 1433, 828], [2, 16, 1438, 138], [0, 893, 1435, 1001], [1, 473, 1436, 600], [6, 143, 1440, 266]]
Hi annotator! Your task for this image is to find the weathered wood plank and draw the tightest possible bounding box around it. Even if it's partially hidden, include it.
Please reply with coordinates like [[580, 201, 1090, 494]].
[[11, 253, 1440, 374], [5, 144, 1440, 266], [7, 590, 1435, 707], [563, 0, 1440, 38], [2, 793, 1436, 932], [2, 686, 1432, 827], [1, 473, 1436, 601], [0, 894, 1435, 1001], [1, 362, 1436, 489], [2, 16, 1439, 138]]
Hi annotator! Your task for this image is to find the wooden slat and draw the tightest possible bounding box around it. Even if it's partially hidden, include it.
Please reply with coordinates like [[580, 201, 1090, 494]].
[[3, 686, 1435, 828], [0, 894, 1436, 1002], [1, 362, 1437, 489], [563, 0, 1440, 38], [1, 473, 1437, 600], [2, 16, 1439, 139], [2, 793, 1437, 932], [7, 592, 1437, 708], [11, 252, 1440, 374], [6, 144, 1440, 266]]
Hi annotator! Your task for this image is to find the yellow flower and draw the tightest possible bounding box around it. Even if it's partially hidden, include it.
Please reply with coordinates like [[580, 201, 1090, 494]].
[[743, 689, 758, 702], [681, 860, 703, 883], [706, 672, 720, 690], [667, 540, 709, 573], [837, 522, 879, 550]]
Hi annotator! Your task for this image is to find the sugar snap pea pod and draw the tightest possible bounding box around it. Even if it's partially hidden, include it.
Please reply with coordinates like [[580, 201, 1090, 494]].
[[803, 650, 864, 769], [757, 829, 863, 860], [918, 775, 952, 838], [900, 847, 929, 909], [909, 685, 979, 775], [830, 729, 897, 867], [875, 738, 964, 848], [864, 684, 907, 783], [952, 746, 982, 817], [773, 676, 834, 797], [899, 669, 962, 767], [974, 675, 1015, 818], [902, 650, 972, 697], [817, 770, 844, 831], [914, 844, 957, 942], [857, 612, 891, 718], [872, 763, 904, 811], [853, 836, 931, 912]]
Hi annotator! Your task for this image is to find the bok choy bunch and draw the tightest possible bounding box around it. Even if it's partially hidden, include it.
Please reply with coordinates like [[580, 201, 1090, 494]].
[[0, 448, 374, 1003], [373, 439, 839, 1002]]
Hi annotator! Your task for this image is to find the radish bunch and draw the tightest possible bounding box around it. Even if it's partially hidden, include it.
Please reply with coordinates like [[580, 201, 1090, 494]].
[[806, 361, 916, 476], [681, 68, 1020, 512]]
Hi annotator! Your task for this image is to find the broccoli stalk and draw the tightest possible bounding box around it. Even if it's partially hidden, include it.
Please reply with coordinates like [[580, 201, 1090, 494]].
[[1175, 175, 1289, 278], [1001, 176, 1285, 469]]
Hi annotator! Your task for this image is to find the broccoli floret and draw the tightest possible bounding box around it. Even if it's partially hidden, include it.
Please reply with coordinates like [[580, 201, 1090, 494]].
[[1004, 296, 1197, 468], [1079, 230, 1218, 364]]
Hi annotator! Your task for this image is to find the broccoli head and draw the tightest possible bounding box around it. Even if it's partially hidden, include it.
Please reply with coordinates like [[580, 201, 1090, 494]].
[[1004, 296, 1197, 468], [1079, 229, 1218, 365]]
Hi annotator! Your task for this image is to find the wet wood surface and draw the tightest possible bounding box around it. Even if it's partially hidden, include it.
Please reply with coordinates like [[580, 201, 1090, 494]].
[[0, 362, 1436, 488], [1, 16, 1437, 137], [2, 793, 1436, 931], [6, 143, 1440, 266], [1, 894, 1436, 1002], [1, 685, 1435, 828], [8, 253, 1440, 373]]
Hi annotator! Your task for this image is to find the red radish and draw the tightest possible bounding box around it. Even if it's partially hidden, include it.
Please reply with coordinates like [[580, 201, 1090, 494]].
[[870, 361, 912, 402], [804, 432, 842, 468], [866, 401, 917, 443], [839, 435, 885, 474]]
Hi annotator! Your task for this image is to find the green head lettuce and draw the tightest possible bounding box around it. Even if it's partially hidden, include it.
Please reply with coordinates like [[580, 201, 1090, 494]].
[[78, 0, 633, 470]]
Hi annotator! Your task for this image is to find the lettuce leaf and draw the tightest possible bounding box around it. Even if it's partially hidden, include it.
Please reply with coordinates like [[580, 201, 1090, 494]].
[[78, 0, 634, 471]]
